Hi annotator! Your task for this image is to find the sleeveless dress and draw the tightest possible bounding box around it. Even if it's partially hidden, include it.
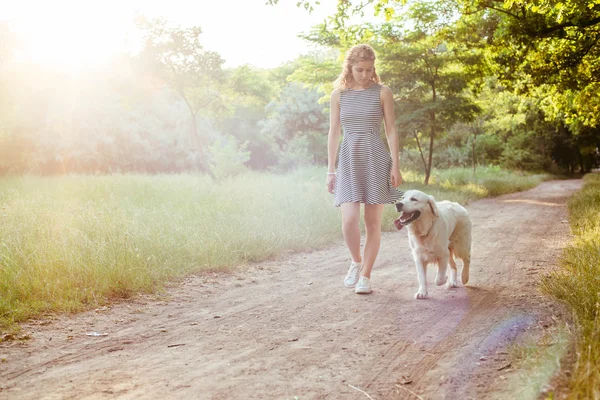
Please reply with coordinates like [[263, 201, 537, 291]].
[[333, 84, 403, 207]]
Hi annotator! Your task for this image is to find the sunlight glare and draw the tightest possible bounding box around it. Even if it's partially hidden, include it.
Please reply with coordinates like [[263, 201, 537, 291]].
[[6, 0, 378, 69], [9, 2, 132, 68]]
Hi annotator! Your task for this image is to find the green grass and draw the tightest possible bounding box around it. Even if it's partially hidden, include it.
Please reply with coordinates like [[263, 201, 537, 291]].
[[540, 173, 600, 399], [503, 328, 570, 400], [0, 166, 549, 330]]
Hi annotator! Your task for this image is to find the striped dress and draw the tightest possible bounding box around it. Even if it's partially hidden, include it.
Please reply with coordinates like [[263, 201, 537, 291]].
[[333, 83, 403, 207]]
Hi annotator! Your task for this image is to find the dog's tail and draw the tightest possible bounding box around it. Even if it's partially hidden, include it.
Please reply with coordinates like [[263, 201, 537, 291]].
[[462, 255, 470, 285]]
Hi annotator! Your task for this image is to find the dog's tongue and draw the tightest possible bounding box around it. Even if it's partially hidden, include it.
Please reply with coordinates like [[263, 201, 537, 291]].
[[393, 217, 404, 230]]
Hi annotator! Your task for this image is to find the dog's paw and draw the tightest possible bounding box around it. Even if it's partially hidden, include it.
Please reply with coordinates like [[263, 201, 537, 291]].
[[446, 280, 459, 289], [435, 275, 447, 286], [414, 290, 428, 300]]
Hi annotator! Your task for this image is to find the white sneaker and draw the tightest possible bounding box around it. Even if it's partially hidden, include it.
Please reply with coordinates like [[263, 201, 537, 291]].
[[344, 261, 363, 288], [355, 276, 372, 294]]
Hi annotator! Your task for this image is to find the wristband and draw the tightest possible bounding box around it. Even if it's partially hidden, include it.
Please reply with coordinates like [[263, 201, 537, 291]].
[[327, 172, 336, 175]]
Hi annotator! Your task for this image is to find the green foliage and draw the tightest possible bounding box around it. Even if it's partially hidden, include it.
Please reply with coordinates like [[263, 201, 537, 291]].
[[433, 165, 550, 197], [475, 133, 504, 164], [459, 0, 600, 131], [135, 17, 227, 175], [322, 0, 600, 97], [220, 65, 279, 170], [500, 131, 549, 171], [471, 78, 597, 173], [378, 5, 482, 182], [541, 173, 600, 398], [228, 65, 276, 104], [434, 145, 470, 169], [208, 135, 251, 180], [1, 0, 598, 178], [0, 60, 211, 174], [297, 2, 485, 183], [135, 16, 226, 118], [294, 0, 599, 174], [259, 83, 329, 170], [285, 51, 340, 94]]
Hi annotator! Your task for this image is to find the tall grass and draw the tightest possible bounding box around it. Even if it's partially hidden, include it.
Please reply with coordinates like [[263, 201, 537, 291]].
[[540, 173, 600, 399], [0, 166, 549, 330]]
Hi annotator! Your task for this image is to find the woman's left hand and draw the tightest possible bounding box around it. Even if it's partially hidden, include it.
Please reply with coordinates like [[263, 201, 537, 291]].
[[391, 168, 402, 188]]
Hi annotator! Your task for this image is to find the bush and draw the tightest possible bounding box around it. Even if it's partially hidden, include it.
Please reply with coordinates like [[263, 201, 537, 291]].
[[501, 132, 549, 171], [208, 135, 251, 180], [433, 145, 470, 169]]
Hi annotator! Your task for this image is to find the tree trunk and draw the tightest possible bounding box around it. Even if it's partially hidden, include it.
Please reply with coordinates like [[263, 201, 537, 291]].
[[576, 145, 585, 174], [472, 140, 476, 173], [472, 127, 477, 174], [182, 95, 215, 178], [425, 80, 437, 185], [412, 130, 428, 173], [398, 124, 405, 155], [425, 122, 434, 185]]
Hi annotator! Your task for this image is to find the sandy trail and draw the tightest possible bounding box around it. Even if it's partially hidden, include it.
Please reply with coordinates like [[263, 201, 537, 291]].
[[0, 179, 581, 400]]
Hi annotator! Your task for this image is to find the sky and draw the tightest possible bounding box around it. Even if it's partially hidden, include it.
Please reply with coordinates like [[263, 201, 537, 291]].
[[3, 0, 376, 69]]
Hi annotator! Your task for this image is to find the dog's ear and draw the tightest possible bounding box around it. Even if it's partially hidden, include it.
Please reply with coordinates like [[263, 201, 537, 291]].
[[428, 195, 439, 217]]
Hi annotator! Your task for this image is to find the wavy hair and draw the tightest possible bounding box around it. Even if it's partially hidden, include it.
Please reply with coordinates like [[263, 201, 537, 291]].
[[333, 44, 381, 91]]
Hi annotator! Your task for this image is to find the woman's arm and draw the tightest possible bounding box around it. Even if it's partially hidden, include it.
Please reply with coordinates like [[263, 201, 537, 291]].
[[327, 89, 342, 172], [326, 89, 342, 193], [381, 85, 402, 187]]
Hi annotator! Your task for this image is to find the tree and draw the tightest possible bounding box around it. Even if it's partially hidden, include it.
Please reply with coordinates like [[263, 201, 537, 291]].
[[273, 0, 599, 173], [220, 65, 279, 169], [135, 16, 226, 175], [285, 50, 341, 98], [376, 3, 481, 183], [458, 0, 600, 133], [289, 1, 484, 182], [259, 83, 329, 170]]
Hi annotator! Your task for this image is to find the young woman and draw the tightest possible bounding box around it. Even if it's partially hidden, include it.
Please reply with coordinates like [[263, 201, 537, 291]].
[[326, 44, 403, 294]]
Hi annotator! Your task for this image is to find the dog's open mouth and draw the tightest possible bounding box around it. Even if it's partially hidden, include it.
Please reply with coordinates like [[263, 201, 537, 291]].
[[393, 210, 421, 230]]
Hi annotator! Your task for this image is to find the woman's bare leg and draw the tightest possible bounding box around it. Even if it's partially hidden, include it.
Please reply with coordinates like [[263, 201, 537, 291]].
[[340, 202, 362, 263], [361, 204, 385, 278]]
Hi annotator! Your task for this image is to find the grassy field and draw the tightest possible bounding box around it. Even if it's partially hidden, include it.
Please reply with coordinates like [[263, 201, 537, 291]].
[[0, 166, 549, 330], [541, 173, 600, 399]]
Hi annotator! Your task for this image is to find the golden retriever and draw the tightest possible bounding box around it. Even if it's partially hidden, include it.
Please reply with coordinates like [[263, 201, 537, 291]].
[[394, 190, 472, 299]]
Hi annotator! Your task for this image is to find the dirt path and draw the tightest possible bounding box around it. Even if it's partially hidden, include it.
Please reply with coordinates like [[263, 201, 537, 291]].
[[1, 179, 582, 400]]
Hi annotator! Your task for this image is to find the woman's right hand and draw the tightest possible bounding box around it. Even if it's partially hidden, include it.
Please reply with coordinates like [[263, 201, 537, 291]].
[[326, 174, 336, 194]]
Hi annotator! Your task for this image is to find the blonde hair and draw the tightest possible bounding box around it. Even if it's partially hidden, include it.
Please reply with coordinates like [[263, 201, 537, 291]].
[[333, 44, 381, 90]]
